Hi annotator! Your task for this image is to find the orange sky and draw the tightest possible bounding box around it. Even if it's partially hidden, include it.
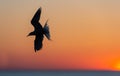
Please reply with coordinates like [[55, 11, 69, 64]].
[[0, 0, 120, 71]]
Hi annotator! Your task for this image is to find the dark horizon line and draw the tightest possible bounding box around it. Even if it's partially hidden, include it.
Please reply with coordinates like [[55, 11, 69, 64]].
[[0, 69, 119, 72]]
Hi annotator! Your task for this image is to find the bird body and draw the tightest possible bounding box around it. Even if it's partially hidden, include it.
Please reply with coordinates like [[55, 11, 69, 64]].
[[28, 7, 50, 52]]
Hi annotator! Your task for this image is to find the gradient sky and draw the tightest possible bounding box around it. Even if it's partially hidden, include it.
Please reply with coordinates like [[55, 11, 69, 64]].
[[0, 0, 120, 70]]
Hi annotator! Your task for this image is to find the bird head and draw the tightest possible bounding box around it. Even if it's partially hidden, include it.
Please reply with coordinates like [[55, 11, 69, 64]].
[[27, 31, 35, 37]]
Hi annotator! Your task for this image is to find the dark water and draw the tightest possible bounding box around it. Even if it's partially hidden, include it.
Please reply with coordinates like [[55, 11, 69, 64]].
[[0, 71, 120, 76]]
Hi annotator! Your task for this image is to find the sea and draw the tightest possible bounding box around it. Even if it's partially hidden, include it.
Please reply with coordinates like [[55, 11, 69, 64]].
[[0, 71, 120, 76]]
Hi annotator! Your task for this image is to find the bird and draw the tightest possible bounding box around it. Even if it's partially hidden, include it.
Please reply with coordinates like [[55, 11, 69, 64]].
[[27, 7, 51, 52]]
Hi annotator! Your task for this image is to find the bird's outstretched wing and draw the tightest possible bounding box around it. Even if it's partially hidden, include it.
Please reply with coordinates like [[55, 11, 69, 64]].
[[34, 35, 43, 52], [43, 20, 51, 40], [31, 8, 42, 28]]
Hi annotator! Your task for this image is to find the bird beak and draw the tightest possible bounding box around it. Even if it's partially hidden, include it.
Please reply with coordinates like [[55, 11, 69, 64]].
[[27, 34, 29, 37]]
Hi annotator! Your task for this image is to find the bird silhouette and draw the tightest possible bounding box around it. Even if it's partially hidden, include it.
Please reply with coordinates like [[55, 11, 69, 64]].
[[28, 7, 50, 52]]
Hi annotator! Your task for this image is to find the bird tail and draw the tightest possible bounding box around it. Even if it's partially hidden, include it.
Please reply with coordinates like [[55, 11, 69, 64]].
[[43, 20, 51, 40]]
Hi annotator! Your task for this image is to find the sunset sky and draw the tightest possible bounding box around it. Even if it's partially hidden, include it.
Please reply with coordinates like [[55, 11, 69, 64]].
[[0, 0, 120, 71]]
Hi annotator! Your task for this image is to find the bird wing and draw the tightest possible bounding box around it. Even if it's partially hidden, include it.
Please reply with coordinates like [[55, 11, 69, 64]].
[[31, 8, 42, 28], [34, 35, 43, 52], [43, 21, 51, 40]]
